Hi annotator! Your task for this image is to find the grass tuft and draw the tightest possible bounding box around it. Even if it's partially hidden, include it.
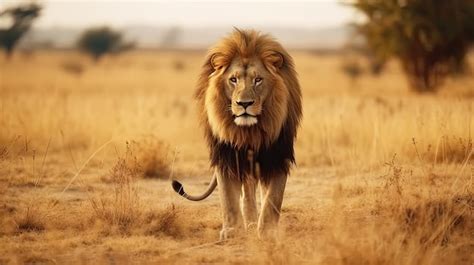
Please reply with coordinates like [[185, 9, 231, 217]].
[[91, 152, 142, 232], [14, 206, 46, 233], [126, 138, 172, 179]]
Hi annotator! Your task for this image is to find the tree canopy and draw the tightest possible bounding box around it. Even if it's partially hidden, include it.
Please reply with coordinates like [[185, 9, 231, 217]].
[[351, 0, 474, 92], [77, 27, 134, 61], [0, 3, 41, 57]]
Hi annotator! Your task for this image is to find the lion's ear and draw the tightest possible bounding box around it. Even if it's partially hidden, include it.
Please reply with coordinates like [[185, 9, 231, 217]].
[[210, 53, 226, 70], [265, 52, 284, 69]]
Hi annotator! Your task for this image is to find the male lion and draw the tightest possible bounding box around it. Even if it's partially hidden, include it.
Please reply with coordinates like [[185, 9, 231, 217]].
[[172, 28, 302, 240]]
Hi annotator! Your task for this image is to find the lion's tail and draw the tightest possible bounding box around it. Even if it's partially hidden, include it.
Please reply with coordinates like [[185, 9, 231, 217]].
[[171, 175, 217, 201]]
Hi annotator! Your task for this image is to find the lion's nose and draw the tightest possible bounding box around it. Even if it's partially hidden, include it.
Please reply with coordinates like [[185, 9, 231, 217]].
[[236, 100, 254, 109]]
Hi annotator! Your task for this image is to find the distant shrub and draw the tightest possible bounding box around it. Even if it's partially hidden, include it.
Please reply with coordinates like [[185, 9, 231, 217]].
[[77, 27, 134, 61], [341, 59, 363, 84], [60, 61, 85, 76]]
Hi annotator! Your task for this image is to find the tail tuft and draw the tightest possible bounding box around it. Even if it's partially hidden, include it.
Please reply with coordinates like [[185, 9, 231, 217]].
[[172, 180, 185, 196]]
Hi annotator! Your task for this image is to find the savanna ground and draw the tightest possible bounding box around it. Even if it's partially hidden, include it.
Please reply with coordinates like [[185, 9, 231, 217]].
[[0, 50, 473, 264]]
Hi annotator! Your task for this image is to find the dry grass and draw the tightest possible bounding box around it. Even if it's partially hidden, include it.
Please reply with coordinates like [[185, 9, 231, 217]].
[[127, 137, 173, 179], [14, 206, 46, 233], [91, 152, 143, 232], [0, 50, 472, 264], [321, 161, 472, 265], [91, 146, 179, 235]]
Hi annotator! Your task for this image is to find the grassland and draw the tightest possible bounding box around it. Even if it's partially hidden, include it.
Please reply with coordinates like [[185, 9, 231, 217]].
[[0, 50, 472, 264]]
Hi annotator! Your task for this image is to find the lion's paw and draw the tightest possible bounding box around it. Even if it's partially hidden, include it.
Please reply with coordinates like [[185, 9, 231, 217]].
[[219, 227, 238, 241]]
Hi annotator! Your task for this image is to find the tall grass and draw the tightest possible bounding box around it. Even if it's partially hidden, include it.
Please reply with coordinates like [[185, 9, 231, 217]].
[[0, 51, 472, 167]]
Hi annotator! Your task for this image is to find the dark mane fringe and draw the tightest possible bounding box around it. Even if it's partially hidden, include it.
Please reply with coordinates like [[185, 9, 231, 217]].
[[206, 120, 295, 183]]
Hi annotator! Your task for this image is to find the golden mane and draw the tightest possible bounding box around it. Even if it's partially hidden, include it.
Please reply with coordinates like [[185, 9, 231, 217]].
[[196, 28, 302, 151]]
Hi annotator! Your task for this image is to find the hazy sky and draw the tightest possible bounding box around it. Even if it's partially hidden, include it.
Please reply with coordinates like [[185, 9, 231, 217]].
[[1, 0, 355, 29]]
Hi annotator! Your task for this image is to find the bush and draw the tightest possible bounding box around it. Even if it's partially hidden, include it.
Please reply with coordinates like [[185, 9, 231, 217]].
[[77, 27, 134, 61], [127, 138, 173, 179], [352, 0, 474, 92]]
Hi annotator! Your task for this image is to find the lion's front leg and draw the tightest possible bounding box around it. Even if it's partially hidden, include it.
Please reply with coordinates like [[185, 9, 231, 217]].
[[257, 173, 287, 239], [241, 179, 258, 231], [217, 171, 243, 241]]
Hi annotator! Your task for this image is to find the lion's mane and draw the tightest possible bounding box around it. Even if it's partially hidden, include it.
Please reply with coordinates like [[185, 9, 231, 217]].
[[195, 29, 302, 182]]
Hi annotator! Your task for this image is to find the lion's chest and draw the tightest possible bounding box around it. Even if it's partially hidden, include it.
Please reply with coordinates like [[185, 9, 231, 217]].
[[207, 127, 295, 183]]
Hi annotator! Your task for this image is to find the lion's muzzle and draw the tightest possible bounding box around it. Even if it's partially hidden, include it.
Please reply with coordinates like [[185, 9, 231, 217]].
[[233, 100, 259, 126]]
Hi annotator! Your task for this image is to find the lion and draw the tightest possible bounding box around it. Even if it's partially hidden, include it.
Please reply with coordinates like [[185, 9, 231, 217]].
[[172, 28, 302, 240]]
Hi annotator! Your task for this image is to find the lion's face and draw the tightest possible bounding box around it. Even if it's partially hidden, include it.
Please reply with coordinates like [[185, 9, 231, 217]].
[[198, 29, 301, 150], [223, 57, 272, 127]]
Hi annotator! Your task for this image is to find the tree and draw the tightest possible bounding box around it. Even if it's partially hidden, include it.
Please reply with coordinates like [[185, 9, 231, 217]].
[[0, 3, 41, 58], [351, 0, 474, 92], [77, 27, 134, 61]]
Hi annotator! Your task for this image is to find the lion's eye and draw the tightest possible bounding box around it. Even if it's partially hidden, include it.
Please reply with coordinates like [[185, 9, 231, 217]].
[[229, 77, 237, 83], [255, 77, 263, 84]]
